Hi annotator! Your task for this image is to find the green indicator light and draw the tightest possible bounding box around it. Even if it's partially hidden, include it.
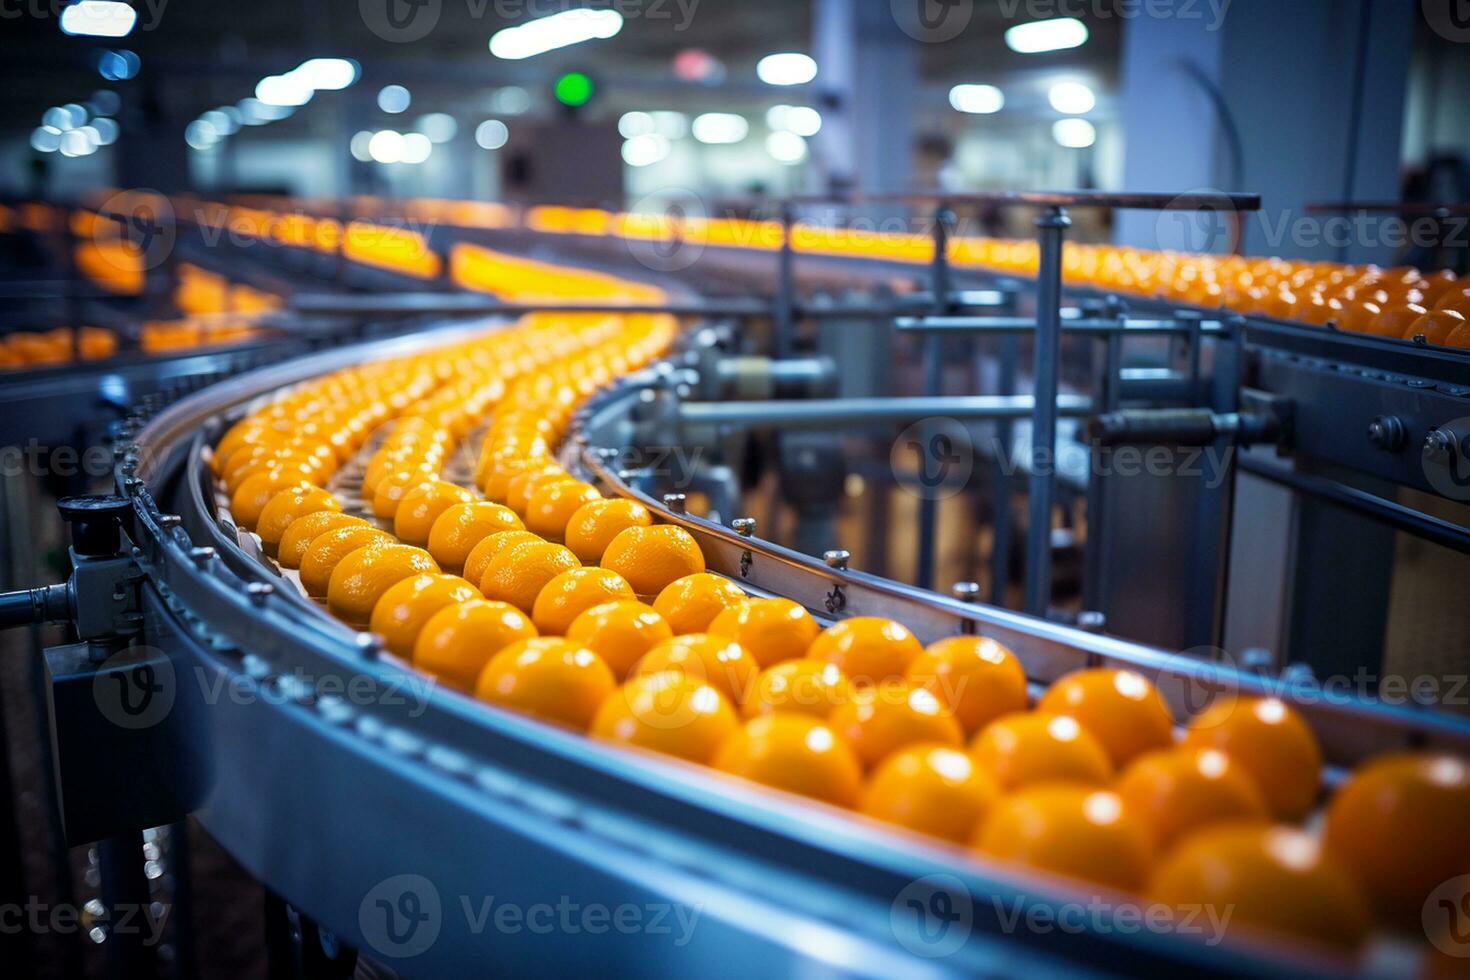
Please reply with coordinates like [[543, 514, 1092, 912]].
[[554, 72, 594, 107]]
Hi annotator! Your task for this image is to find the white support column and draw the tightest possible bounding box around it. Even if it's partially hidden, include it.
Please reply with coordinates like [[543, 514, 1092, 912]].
[[1116, 0, 1414, 266]]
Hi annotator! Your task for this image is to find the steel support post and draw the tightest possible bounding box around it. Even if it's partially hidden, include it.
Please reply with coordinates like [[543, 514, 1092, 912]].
[[1022, 207, 1071, 616]]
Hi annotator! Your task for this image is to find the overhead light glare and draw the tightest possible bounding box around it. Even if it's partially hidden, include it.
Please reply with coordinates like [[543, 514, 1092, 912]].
[[691, 112, 748, 144], [949, 84, 1005, 114], [489, 9, 623, 60], [1005, 17, 1089, 54], [756, 52, 816, 86], [60, 0, 136, 38]]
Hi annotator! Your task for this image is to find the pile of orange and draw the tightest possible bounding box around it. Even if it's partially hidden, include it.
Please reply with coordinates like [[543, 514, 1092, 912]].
[[216, 235, 1469, 968]]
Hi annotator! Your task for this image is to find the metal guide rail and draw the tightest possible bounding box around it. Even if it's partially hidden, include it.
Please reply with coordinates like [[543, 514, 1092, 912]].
[[8, 319, 1452, 978]]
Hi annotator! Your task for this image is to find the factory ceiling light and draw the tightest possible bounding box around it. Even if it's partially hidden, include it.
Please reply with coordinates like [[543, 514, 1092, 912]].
[[1048, 81, 1096, 115], [368, 129, 404, 164], [767, 105, 822, 136], [621, 134, 670, 167], [377, 85, 411, 114], [765, 130, 808, 164], [756, 52, 817, 86], [256, 74, 313, 108], [949, 84, 1005, 114], [59, 0, 136, 38], [1052, 117, 1097, 148], [292, 58, 359, 92], [1004, 17, 1089, 54], [691, 112, 748, 144], [475, 119, 509, 149], [489, 9, 623, 60]]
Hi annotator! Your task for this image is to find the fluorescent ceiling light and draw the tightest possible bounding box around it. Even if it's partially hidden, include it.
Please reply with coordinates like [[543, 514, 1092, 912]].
[[1005, 17, 1088, 54], [475, 119, 509, 149], [765, 131, 807, 164], [368, 130, 404, 164], [293, 58, 358, 91], [756, 52, 816, 86], [621, 134, 670, 167], [256, 74, 313, 107], [60, 1, 136, 38], [767, 104, 821, 136], [1052, 118, 1096, 148], [949, 84, 1004, 114], [400, 133, 432, 164], [489, 9, 623, 60], [1048, 81, 1095, 114], [691, 112, 748, 144]]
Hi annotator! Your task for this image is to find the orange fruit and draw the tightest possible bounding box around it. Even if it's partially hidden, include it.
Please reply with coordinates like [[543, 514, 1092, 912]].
[[861, 745, 1001, 843], [230, 469, 312, 530], [974, 786, 1151, 893], [1368, 302, 1427, 338], [599, 524, 706, 597], [707, 598, 819, 669], [426, 501, 524, 572], [565, 600, 673, 679], [524, 479, 602, 541], [1037, 668, 1175, 768], [712, 713, 863, 808], [1117, 747, 1267, 852], [1181, 697, 1321, 821], [743, 659, 852, 720], [1323, 753, 1470, 926], [828, 681, 963, 769], [462, 529, 542, 587], [412, 599, 537, 692], [393, 480, 476, 546], [371, 469, 437, 520], [630, 633, 759, 706], [652, 572, 747, 635], [298, 525, 393, 597], [479, 539, 580, 613], [327, 543, 440, 626], [591, 672, 739, 765], [505, 466, 571, 517], [969, 711, 1113, 791], [254, 484, 340, 552], [277, 511, 368, 569], [368, 573, 478, 658], [475, 637, 615, 730], [531, 567, 635, 636], [564, 498, 653, 564], [1148, 824, 1371, 950], [808, 617, 923, 686], [1405, 309, 1466, 345], [480, 456, 540, 503], [907, 636, 1028, 735], [1434, 284, 1470, 313]]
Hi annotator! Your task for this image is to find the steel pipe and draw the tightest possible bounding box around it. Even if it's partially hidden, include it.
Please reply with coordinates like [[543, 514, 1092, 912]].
[[675, 394, 1094, 429]]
